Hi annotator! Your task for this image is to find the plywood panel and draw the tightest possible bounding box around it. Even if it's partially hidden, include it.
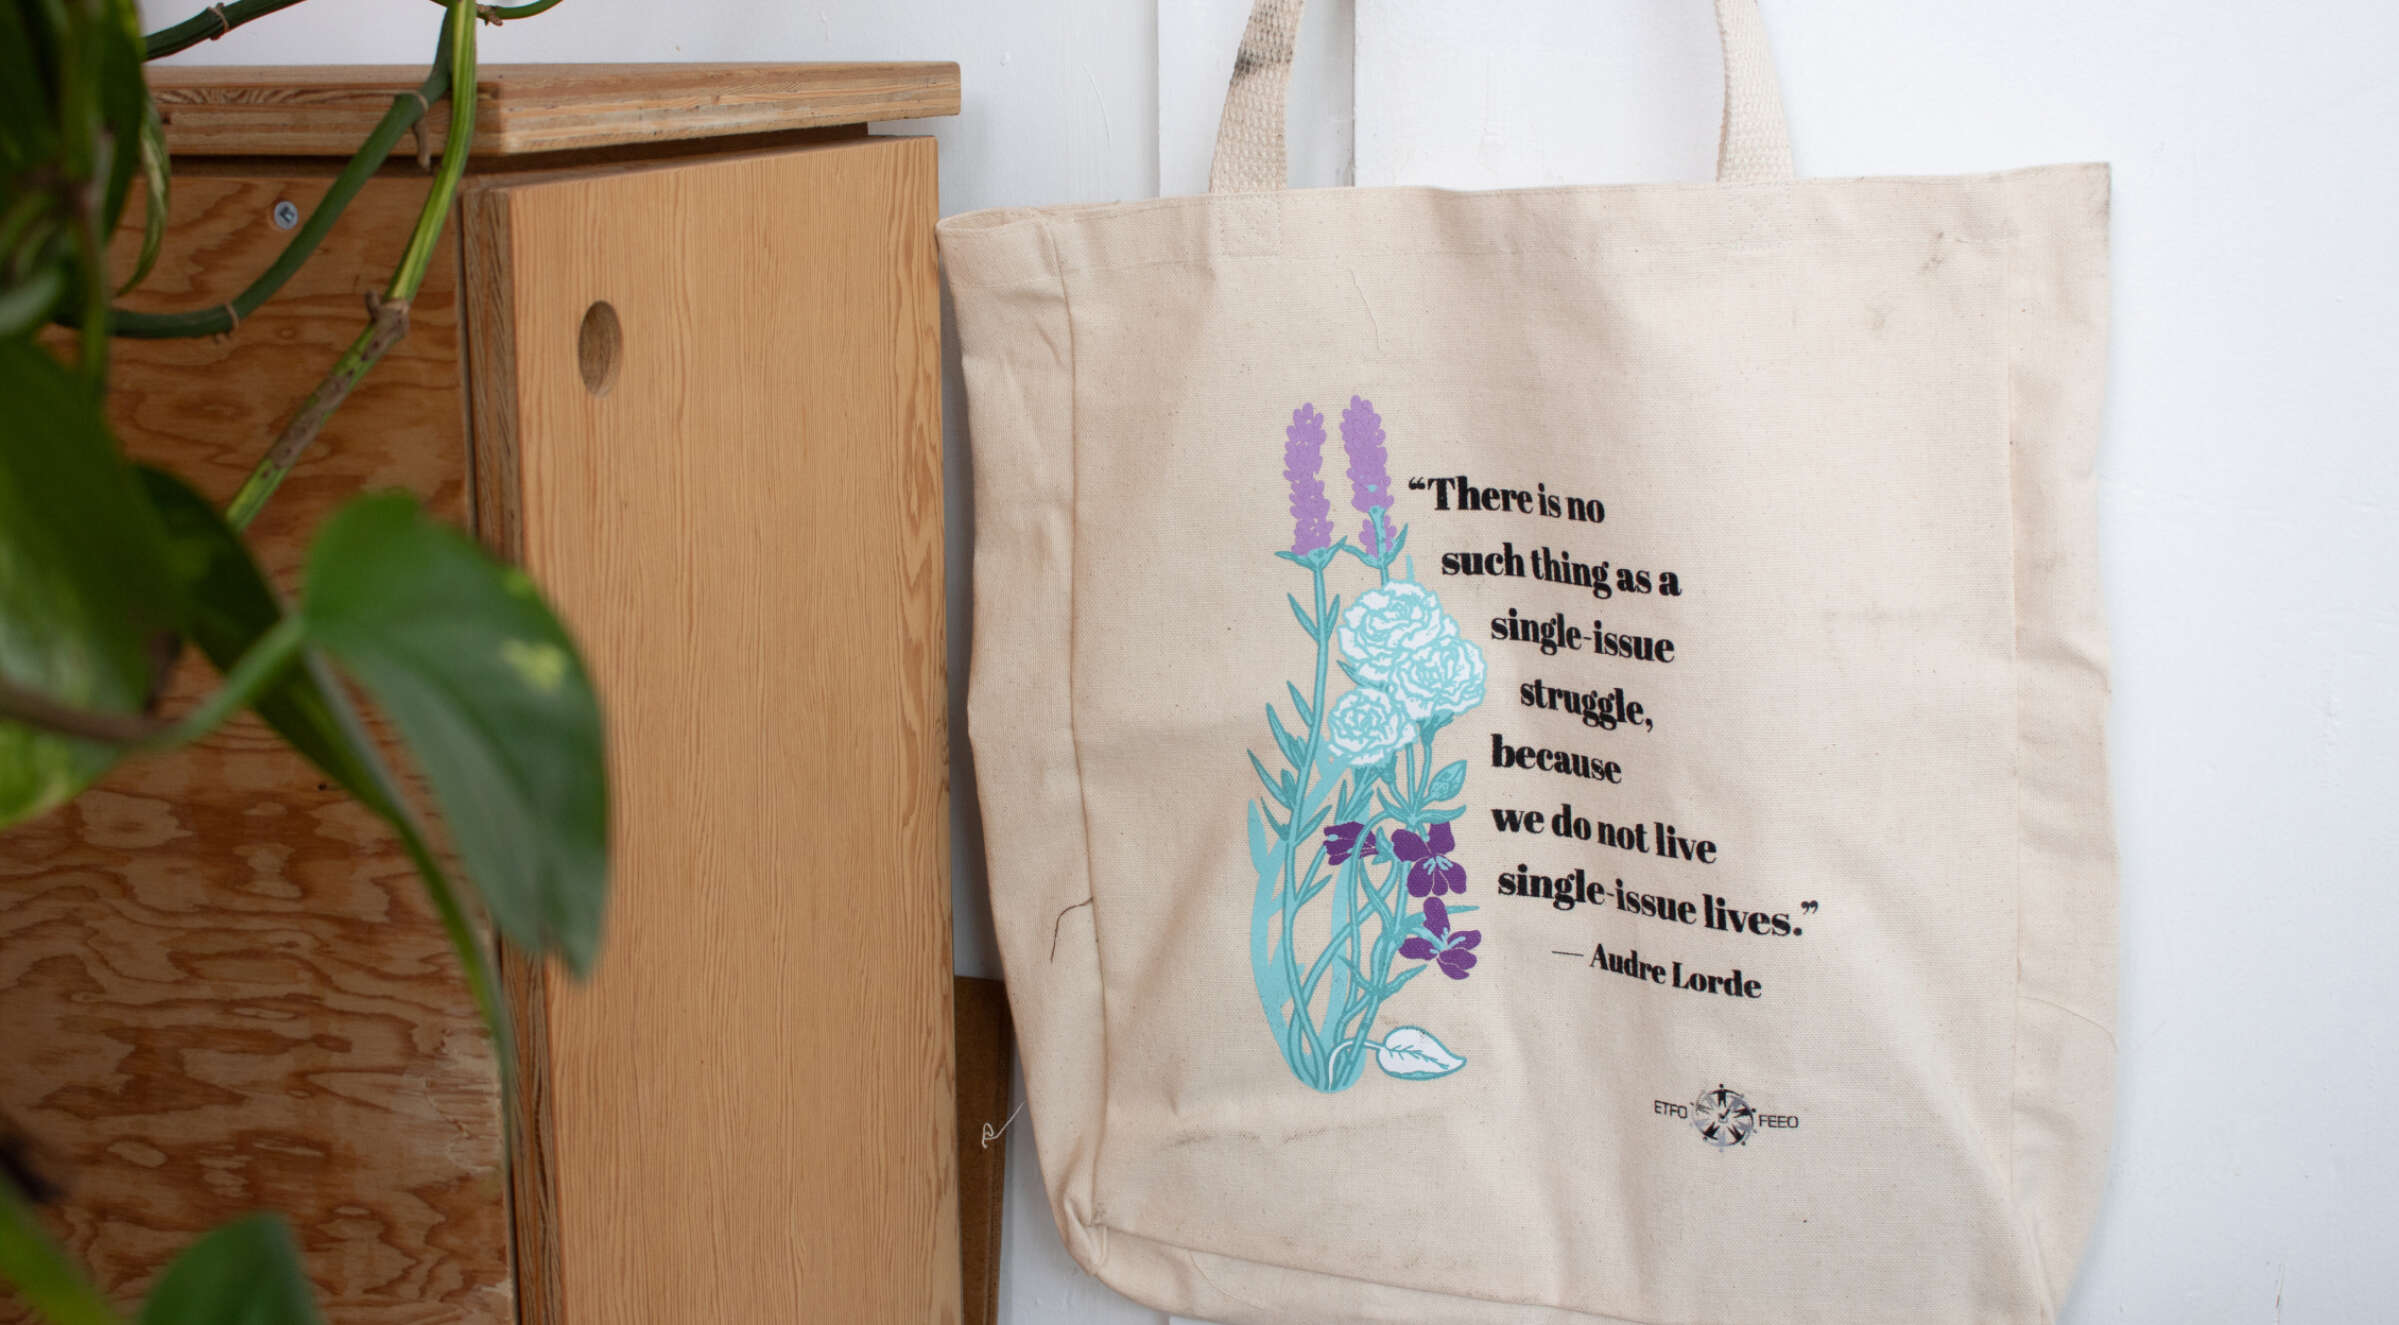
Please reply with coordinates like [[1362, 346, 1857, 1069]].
[[152, 64, 961, 158], [1, 174, 506, 1322], [468, 136, 955, 1322]]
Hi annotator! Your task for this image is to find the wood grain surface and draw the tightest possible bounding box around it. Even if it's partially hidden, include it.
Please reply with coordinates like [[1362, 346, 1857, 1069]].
[[466, 135, 957, 1323], [952, 978, 1013, 1325], [150, 63, 962, 158], [2, 173, 508, 1322]]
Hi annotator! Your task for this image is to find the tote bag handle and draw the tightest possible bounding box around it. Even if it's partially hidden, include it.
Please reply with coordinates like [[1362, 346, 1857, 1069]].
[[1208, 0, 1796, 192]]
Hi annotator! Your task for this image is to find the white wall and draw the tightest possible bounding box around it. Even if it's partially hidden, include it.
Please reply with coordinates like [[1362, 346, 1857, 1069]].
[[147, 2, 2399, 1321]]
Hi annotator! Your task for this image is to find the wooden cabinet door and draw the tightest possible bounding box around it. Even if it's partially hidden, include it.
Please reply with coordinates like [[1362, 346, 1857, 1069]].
[[460, 136, 958, 1324]]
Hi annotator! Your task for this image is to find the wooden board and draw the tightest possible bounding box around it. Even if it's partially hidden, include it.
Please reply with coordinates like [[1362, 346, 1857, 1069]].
[[952, 978, 1014, 1325], [150, 63, 961, 158], [1, 175, 507, 1322], [460, 135, 956, 1322]]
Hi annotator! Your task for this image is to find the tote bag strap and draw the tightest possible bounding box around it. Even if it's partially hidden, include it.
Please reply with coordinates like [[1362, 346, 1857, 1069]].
[[1208, 0, 1796, 193]]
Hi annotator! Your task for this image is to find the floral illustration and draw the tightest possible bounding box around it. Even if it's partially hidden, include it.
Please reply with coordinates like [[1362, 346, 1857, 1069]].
[[1391, 821, 1465, 898], [1245, 396, 1488, 1091], [1399, 896, 1481, 980]]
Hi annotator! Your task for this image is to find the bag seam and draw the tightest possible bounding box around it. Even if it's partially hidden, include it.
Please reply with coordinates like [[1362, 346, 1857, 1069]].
[[945, 230, 2033, 289], [2000, 230, 2054, 1322], [1045, 217, 1117, 1272], [1094, 1217, 1879, 1325], [933, 163, 2103, 237]]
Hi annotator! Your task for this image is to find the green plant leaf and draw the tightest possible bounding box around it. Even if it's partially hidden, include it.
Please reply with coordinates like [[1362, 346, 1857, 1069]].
[[136, 1214, 321, 1325], [303, 493, 609, 976], [0, 339, 180, 827], [138, 468, 517, 1095], [0, 265, 66, 338], [91, 0, 148, 241], [117, 102, 167, 296], [0, 1176, 118, 1325], [0, 2, 53, 155], [138, 469, 384, 808]]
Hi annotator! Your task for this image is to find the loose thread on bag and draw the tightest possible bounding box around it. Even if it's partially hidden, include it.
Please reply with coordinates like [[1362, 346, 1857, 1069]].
[[1050, 897, 1093, 961], [980, 1101, 1023, 1150]]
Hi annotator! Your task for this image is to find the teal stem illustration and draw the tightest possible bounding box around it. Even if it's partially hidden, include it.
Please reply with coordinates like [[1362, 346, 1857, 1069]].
[[1247, 398, 1485, 1091]]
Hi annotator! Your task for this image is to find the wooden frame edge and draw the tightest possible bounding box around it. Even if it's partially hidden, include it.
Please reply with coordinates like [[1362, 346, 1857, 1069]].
[[458, 177, 564, 1325]]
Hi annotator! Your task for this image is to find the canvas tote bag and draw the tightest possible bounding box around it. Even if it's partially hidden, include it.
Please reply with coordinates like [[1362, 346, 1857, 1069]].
[[941, 3, 2114, 1320]]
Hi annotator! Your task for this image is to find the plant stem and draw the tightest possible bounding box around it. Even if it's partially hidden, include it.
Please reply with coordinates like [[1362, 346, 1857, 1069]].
[[223, 297, 410, 528], [107, 29, 452, 337], [61, 0, 114, 397], [74, 172, 108, 391], [223, 0, 475, 529], [281, 645, 521, 1133], [0, 676, 163, 745], [0, 616, 306, 751], [386, 1, 475, 297], [475, 0, 561, 20], [396, 813, 517, 1138], [142, 0, 313, 60], [417, 0, 563, 20], [135, 615, 306, 752]]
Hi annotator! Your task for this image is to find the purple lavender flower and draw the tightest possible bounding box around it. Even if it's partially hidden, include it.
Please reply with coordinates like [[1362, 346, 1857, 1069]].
[[1283, 403, 1333, 554], [1324, 821, 1377, 865], [1390, 820, 1464, 897], [1340, 395, 1392, 550], [1398, 895, 1480, 979]]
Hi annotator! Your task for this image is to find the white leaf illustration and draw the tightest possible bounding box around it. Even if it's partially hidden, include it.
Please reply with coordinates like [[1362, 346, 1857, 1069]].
[[1374, 1026, 1466, 1080]]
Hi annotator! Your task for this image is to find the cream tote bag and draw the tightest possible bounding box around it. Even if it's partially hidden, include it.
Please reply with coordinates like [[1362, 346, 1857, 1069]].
[[941, 3, 2115, 1320]]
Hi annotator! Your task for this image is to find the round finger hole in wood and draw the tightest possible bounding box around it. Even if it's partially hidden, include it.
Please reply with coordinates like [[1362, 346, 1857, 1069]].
[[577, 300, 621, 396]]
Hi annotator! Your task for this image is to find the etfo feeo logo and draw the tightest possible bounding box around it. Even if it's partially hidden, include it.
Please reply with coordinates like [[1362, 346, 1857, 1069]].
[[1652, 1084, 1800, 1148]]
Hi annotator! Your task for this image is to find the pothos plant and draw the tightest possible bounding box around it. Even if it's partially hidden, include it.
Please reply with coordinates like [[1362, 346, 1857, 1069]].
[[0, 1, 605, 1321]]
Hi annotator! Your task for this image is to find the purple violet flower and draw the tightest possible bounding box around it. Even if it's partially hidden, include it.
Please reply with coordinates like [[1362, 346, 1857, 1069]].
[[1390, 820, 1464, 897], [1399, 895, 1480, 979], [1340, 395, 1392, 550], [1283, 404, 1333, 554], [1324, 820, 1377, 865]]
